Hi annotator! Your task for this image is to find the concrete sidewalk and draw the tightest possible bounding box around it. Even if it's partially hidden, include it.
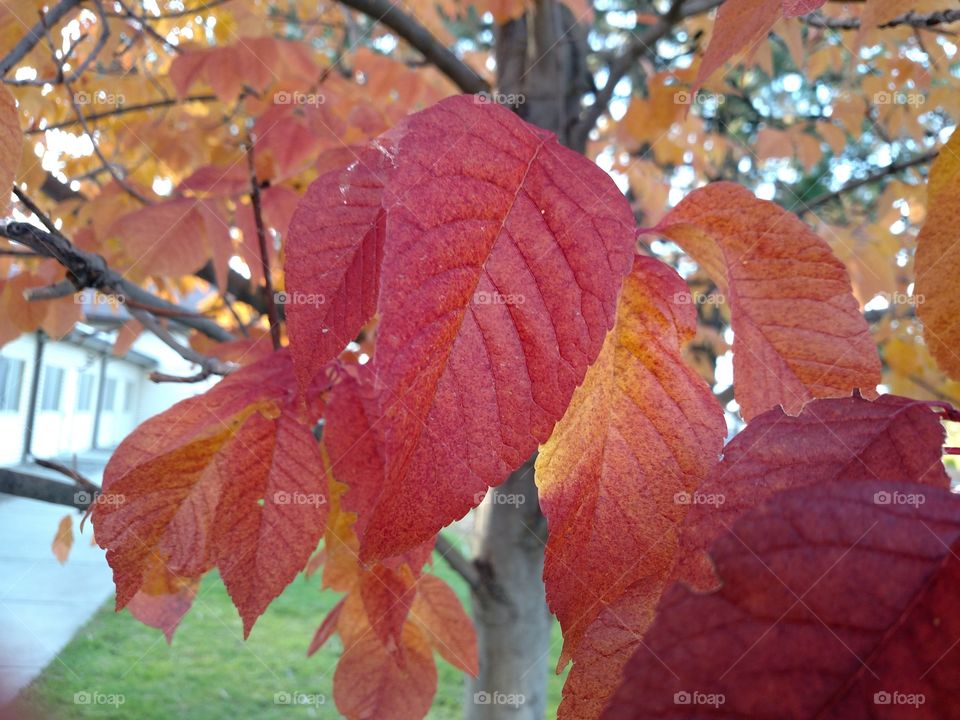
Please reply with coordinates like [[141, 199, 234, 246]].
[[0, 453, 115, 705]]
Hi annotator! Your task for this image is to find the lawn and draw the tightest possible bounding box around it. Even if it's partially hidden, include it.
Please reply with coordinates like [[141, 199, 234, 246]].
[[14, 544, 568, 719]]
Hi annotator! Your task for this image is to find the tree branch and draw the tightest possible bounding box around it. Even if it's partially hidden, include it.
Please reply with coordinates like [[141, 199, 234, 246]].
[[246, 138, 282, 350], [26, 95, 218, 134], [804, 9, 960, 30], [434, 532, 482, 593], [800, 149, 937, 213], [0, 467, 93, 509], [0, 220, 235, 342], [571, 0, 724, 147], [0, 0, 84, 78], [337, 0, 489, 94]]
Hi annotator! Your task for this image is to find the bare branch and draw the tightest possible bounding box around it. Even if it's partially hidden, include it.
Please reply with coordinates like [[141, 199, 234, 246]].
[[128, 307, 236, 381], [804, 9, 960, 31], [34, 458, 99, 492], [337, 0, 489, 94], [0, 220, 236, 342], [0, 0, 84, 78], [246, 137, 282, 351], [26, 95, 218, 134], [800, 149, 938, 213], [571, 0, 724, 147], [0, 467, 94, 509], [434, 533, 482, 593]]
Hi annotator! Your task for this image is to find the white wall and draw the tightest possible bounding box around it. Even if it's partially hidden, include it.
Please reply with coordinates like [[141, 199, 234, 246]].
[[1, 326, 220, 463]]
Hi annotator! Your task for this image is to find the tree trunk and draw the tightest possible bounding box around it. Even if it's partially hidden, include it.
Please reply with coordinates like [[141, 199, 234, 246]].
[[466, 5, 590, 718]]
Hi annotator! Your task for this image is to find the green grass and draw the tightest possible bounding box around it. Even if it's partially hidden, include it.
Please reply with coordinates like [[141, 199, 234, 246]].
[[14, 552, 568, 719]]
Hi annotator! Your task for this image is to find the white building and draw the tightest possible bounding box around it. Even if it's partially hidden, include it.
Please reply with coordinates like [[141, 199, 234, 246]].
[[0, 316, 216, 466]]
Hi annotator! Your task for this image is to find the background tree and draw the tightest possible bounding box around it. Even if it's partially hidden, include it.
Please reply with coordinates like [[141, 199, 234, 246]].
[[1, 0, 959, 718]]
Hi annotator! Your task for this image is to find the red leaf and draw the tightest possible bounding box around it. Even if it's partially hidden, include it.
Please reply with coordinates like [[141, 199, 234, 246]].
[[646, 182, 880, 419], [781, 0, 827, 17], [333, 621, 438, 720], [674, 393, 952, 591], [284, 150, 387, 390], [92, 350, 327, 636], [536, 256, 725, 674], [348, 94, 635, 560], [603, 480, 960, 719], [409, 574, 479, 676], [360, 563, 417, 651], [307, 598, 344, 656], [126, 560, 199, 643], [693, 0, 782, 92]]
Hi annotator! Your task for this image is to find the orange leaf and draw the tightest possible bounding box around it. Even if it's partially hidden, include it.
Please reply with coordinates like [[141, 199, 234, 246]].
[[0, 85, 21, 216], [646, 182, 880, 418], [92, 350, 327, 636], [409, 574, 479, 677], [537, 257, 725, 717], [915, 128, 960, 381], [51, 514, 73, 564], [333, 620, 438, 720]]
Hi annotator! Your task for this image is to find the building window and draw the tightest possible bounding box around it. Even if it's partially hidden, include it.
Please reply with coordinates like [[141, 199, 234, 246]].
[[103, 378, 117, 412], [0, 356, 24, 411], [123, 380, 135, 413], [40, 366, 64, 411], [76, 373, 95, 412]]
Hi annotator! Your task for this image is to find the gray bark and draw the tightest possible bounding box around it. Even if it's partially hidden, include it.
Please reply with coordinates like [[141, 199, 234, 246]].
[[466, 4, 591, 718]]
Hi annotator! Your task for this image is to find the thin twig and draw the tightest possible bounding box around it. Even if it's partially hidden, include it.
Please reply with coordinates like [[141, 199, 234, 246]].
[[246, 137, 282, 351], [800, 149, 938, 213], [434, 533, 482, 593], [805, 9, 960, 31], [34, 458, 99, 493], [128, 307, 237, 381], [0, 0, 83, 78]]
